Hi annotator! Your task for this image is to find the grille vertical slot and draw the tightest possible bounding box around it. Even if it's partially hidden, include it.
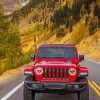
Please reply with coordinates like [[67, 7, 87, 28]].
[[62, 68, 65, 78], [66, 69, 68, 78], [50, 68, 53, 78], [47, 68, 49, 78], [54, 68, 56, 78], [58, 68, 60, 78]]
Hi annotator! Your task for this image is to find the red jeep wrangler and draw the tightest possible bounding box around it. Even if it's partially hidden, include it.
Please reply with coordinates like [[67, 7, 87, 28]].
[[24, 44, 89, 100]]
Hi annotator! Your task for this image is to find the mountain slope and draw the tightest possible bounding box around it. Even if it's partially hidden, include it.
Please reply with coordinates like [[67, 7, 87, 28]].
[[5, 0, 100, 61], [2, 0, 30, 15]]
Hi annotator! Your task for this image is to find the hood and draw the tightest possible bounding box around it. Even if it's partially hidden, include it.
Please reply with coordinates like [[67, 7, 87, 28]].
[[35, 58, 79, 66]]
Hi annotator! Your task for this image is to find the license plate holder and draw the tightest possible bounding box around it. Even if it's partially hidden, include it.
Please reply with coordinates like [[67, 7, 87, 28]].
[[44, 83, 66, 89]]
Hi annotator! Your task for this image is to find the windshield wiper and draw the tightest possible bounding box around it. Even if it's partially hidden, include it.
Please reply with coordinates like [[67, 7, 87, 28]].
[[51, 57, 66, 58], [39, 57, 52, 58], [39, 56, 67, 58]]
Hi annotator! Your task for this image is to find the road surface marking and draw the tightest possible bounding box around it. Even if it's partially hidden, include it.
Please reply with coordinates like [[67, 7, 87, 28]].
[[92, 81, 100, 91], [86, 58, 100, 64], [88, 80, 100, 96], [0, 81, 24, 100]]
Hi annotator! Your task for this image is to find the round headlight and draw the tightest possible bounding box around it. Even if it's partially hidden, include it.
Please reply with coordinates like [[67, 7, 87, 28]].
[[69, 68, 76, 76], [35, 67, 43, 75]]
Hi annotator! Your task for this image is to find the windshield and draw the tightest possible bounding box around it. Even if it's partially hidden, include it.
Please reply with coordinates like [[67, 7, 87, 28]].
[[38, 47, 77, 58]]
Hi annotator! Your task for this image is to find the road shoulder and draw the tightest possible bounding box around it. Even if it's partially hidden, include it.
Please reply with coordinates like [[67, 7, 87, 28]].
[[0, 62, 33, 88]]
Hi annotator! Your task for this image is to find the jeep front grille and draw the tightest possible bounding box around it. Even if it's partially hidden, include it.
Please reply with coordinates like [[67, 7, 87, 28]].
[[42, 68, 68, 79]]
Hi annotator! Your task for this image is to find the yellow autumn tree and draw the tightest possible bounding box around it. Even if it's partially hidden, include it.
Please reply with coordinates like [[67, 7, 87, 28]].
[[71, 22, 89, 44]]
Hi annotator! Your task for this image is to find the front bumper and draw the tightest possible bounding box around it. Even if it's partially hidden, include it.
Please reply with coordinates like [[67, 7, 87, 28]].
[[24, 80, 87, 93]]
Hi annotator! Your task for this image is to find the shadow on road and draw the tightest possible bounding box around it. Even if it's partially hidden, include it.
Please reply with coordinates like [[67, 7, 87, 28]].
[[35, 93, 77, 100]]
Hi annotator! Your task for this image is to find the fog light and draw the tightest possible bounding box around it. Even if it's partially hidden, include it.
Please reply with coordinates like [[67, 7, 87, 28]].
[[32, 84, 43, 88], [74, 85, 79, 89], [67, 85, 73, 89], [32, 84, 38, 88]]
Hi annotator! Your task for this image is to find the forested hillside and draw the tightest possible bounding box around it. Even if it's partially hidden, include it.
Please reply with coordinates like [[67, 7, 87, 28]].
[[10, 0, 99, 53], [0, 0, 100, 74], [0, 3, 30, 75]]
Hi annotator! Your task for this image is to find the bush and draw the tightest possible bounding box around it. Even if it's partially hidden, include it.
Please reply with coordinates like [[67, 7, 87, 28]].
[[0, 60, 6, 75], [16, 54, 31, 66], [0, 53, 32, 75], [4, 59, 14, 70], [48, 23, 53, 32], [55, 26, 65, 38]]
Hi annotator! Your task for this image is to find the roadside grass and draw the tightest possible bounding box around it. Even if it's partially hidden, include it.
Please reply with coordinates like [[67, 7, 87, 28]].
[[0, 65, 24, 86], [78, 31, 100, 61]]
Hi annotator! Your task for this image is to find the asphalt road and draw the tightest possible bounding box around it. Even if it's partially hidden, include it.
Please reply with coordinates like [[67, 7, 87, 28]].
[[0, 59, 100, 100]]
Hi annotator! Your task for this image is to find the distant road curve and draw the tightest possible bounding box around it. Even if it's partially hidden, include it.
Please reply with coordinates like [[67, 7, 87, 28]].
[[85, 58, 100, 64]]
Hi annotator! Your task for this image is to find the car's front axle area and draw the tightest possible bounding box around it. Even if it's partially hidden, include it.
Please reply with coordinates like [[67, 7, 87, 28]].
[[24, 80, 87, 93]]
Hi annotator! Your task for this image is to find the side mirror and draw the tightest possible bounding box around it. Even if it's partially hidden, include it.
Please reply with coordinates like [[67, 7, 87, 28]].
[[30, 54, 35, 61], [79, 55, 84, 62]]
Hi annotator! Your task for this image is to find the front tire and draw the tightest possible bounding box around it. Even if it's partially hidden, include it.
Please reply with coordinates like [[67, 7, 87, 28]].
[[78, 78, 89, 100], [23, 76, 35, 100]]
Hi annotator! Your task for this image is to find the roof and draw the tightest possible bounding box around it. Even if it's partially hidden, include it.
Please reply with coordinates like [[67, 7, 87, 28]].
[[40, 44, 75, 47]]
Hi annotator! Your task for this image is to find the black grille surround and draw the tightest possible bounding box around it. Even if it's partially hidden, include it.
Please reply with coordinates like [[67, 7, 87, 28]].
[[42, 67, 69, 80]]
